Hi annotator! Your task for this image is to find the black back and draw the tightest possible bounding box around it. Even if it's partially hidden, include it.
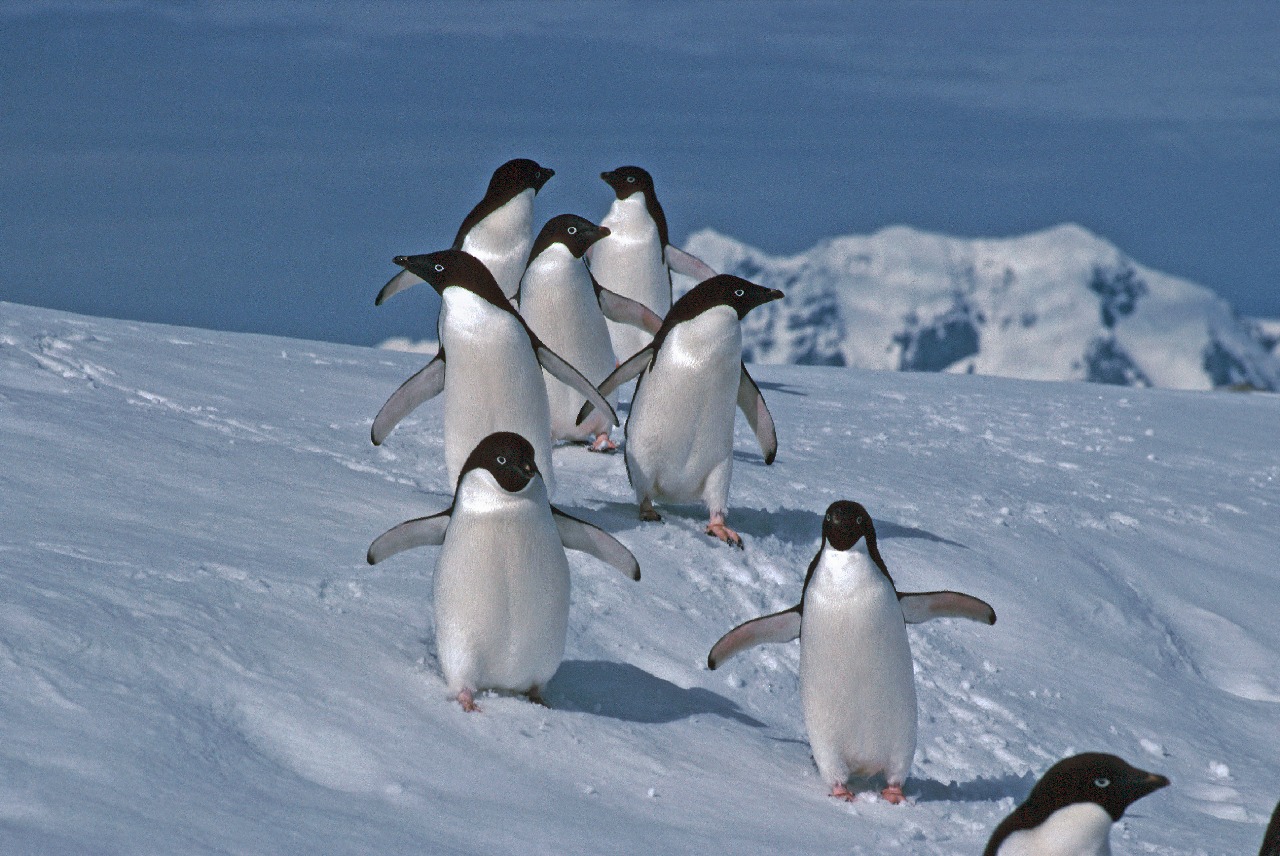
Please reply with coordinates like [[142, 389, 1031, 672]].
[[452, 158, 554, 249], [457, 432, 540, 493], [527, 214, 611, 265], [601, 165, 669, 249], [799, 500, 893, 606], [983, 753, 1169, 856]]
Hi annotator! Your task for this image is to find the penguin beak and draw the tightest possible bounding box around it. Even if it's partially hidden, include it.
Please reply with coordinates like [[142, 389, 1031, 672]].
[[393, 256, 409, 267], [766, 288, 784, 302], [596, 226, 611, 239]]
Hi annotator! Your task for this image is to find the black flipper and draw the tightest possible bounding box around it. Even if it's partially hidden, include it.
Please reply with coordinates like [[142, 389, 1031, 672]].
[[535, 343, 618, 427], [552, 508, 640, 581], [367, 508, 453, 564], [575, 346, 655, 425], [707, 606, 802, 669], [371, 351, 446, 445]]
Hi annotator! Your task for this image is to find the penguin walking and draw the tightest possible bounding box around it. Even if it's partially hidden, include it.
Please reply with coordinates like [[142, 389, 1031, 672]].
[[983, 753, 1169, 855], [380, 158, 554, 303], [372, 249, 616, 497], [518, 214, 663, 451], [589, 166, 717, 361], [707, 501, 996, 803], [368, 432, 640, 711], [578, 275, 782, 546]]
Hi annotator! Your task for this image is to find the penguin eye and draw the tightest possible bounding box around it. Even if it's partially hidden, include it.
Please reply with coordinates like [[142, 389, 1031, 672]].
[[434, 264, 445, 272], [734, 289, 745, 297], [825, 513, 833, 522], [1094, 777, 1111, 788], [856, 516, 864, 524], [567, 226, 577, 235], [496, 456, 507, 465], [626, 176, 636, 183]]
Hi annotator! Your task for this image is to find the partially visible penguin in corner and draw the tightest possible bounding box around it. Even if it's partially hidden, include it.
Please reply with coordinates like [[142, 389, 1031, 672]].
[[518, 214, 663, 452], [367, 432, 640, 712], [589, 166, 717, 362], [707, 501, 996, 803], [380, 158, 554, 303], [577, 275, 782, 547], [983, 753, 1169, 855]]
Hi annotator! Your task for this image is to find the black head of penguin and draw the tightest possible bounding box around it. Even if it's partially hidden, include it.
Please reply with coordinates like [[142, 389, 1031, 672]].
[[819, 499, 893, 584], [600, 166, 654, 201], [459, 432, 540, 493], [666, 275, 784, 324], [489, 158, 555, 197], [1022, 753, 1169, 822], [529, 214, 611, 261], [392, 249, 508, 305]]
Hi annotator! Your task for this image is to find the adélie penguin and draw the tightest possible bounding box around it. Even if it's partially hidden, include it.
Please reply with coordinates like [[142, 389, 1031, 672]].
[[577, 274, 782, 546], [983, 753, 1169, 855], [589, 166, 717, 361], [381, 158, 554, 302], [371, 249, 617, 497], [367, 432, 640, 711], [517, 214, 663, 451], [707, 501, 997, 803]]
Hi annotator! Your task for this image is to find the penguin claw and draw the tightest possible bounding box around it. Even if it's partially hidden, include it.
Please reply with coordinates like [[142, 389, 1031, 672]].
[[638, 499, 662, 522], [880, 785, 907, 805], [830, 783, 857, 802], [587, 434, 617, 453], [456, 689, 482, 713], [706, 521, 743, 548]]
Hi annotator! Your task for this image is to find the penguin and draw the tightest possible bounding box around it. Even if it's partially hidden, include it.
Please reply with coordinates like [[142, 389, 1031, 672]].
[[1261, 799, 1280, 856], [517, 214, 663, 451], [983, 753, 1170, 855], [371, 249, 617, 497], [707, 501, 996, 803], [380, 158, 554, 302], [577, 274, 782, 546], [589, 166, 718, 361], [368, 432, 640, 711]]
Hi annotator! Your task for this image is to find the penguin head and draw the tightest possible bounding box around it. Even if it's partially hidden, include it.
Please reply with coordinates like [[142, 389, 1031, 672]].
[[531, 214, 611, 260], [489, 158, 554, 196], [1026, 753, 1170, 822], [459, 432, 541, 493], [601, 166, 654, 200], [392, 249, 503, 300], [822, 500, 874, 551], [691, 275, 785, 320]]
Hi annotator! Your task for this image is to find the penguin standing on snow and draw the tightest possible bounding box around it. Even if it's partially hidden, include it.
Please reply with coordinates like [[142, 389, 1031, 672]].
[[707, 501, 996, 803], [368, 432, 640, 711], [983, 753, 1169, 855], [577, 275, 782, 546], [380, 158, 554, 302], [371, 249, 616, 497], [589, 166, 718, 361], [518, 214, 663, 451]]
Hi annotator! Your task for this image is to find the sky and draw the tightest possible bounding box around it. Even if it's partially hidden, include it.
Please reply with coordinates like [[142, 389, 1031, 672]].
[[3, 1, 1278, 347]]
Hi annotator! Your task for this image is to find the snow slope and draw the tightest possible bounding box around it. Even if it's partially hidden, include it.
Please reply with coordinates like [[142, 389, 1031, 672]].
[[2, 300, 1277, 855], [683, 224, 1280, 392]]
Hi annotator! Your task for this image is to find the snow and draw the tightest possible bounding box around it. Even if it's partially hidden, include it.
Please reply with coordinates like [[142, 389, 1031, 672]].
[[2, 299, 1277, 854]]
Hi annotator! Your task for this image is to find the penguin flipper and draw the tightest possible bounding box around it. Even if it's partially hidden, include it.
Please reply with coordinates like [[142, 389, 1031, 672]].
[[596, 283, 663, 334], [665, 245, 717, 282], [898, 591, 996, 625], [371, 352, 447, 445], [376, 268, 426, 305], [551, 508, 640, 581], [707, 606, 801, 669], [736, 364, 778, 465], [574, 346, 654, 425], [367, 509, 453, 564], [535, 345, 619, 427]]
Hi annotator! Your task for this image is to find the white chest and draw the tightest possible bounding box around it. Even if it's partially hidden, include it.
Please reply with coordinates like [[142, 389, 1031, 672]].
[[461, 189, 536, 295], [599, 195, 659, 246], [997, 803, 1114, 856]]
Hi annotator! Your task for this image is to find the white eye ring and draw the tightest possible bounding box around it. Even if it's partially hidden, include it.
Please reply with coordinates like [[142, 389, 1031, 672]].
[[567, 226, 577, 235], [434, 264, 445, 272], [734, 289, 745, 297], [626, 176, 636, 183], [496, 456, 507, 465], [1094, 777, 1110, 788], [856, 516, 864, 524]]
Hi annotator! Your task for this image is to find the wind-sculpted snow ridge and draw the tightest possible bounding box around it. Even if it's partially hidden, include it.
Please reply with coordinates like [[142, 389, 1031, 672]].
[[683, 224, 1280, 391], [1, 300, 1277, 854]]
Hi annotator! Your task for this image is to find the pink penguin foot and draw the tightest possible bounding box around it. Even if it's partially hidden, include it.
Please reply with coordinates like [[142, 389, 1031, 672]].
[[456, 689, 481, 713], [830, 783, 857, 802], [587, 433, 617, 453], [705, 517, 743, 549], [880, 785, 907, 805]]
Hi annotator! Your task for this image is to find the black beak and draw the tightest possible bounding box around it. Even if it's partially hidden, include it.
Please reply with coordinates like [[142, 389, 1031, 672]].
[[393, 255, 409, 267]]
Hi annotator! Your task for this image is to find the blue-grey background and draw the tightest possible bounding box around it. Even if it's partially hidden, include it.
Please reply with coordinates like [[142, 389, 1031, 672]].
[[3, 1, 1277, 346]]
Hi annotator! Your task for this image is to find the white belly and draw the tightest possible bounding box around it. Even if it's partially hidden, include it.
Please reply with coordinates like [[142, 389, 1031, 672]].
[[626, 307, 740, 502], [997, 804, 1114, 856], [460, 189, 535, 299], [434, 474, 570, 694], [800, 547, 917, 787], [592, 196, 669, 359], [519, 248, 619, 441], [439, 288, 555, 495]]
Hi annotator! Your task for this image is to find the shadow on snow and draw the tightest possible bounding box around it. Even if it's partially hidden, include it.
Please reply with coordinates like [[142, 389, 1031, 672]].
[[547, 660, 766, 727]]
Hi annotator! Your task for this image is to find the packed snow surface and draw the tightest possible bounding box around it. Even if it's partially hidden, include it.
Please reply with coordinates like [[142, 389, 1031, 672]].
[[2, 300, 1277, 854]]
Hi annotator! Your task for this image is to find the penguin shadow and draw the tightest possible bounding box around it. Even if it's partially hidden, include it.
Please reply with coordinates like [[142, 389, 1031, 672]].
[[546, 660, 766, 727], [754, 380, 808, 397], [875, 519, 968, 550], [906, 770, 1038, 804]]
